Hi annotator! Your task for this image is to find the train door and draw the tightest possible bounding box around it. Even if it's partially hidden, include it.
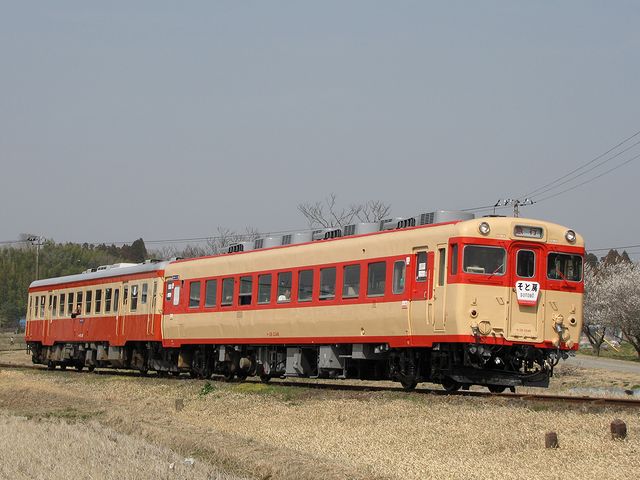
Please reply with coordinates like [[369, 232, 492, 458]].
[[432, 244, 447, 331], [409, 249, 429, 333], [147, 280, 158, 336], [507, 245, 544, 342], [44, 292, 53, 345]]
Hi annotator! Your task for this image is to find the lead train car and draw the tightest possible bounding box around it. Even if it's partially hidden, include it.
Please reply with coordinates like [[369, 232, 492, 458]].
[[26, 216, 584, 391]]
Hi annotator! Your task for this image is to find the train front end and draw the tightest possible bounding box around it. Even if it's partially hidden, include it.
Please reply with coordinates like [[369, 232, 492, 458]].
[[438, 217, 584, 390]]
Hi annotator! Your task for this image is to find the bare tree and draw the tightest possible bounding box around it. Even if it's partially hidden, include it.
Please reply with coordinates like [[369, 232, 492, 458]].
[[582, 264, 609, 356], [205, 226, 261, 255], [298, 194, 391, 229]]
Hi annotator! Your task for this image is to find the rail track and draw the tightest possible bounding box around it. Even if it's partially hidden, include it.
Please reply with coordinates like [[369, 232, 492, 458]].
[[1, 360, 639, 408]]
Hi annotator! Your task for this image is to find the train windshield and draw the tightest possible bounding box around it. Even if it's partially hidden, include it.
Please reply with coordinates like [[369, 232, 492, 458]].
[[547, 253, 583, 281], [463, 245, 506, 275]]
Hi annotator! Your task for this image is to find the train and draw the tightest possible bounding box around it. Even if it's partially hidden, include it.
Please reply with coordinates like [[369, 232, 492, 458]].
[[25, 211, 584, 392]]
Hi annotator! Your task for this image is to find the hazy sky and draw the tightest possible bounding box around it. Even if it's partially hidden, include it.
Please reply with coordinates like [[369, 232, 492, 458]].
[[1, 1, 639, 257]]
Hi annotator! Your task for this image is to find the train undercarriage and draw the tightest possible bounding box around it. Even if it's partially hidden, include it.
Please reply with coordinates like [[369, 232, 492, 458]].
[[28, 341, 567, 392]]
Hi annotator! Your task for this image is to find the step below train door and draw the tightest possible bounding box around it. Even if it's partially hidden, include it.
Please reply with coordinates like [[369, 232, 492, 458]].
[[507, 245, 544, 342]]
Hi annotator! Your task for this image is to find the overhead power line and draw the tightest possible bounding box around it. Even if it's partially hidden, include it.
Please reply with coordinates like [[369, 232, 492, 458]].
[[524, 128, 640, 198]]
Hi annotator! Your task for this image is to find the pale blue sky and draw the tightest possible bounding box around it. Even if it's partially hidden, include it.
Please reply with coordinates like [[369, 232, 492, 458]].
[[1, 1, 639, 255]]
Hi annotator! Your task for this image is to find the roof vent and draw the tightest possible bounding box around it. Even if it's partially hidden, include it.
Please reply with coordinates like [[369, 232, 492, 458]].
[[254, 236, 282, 249], [379, 217, 407, 231], [396, 218, 416, 229], [227, 242, 253, 254], [343, 222, 379, 236], [312, 228, 342, 241], [418, 210, 475, 225]]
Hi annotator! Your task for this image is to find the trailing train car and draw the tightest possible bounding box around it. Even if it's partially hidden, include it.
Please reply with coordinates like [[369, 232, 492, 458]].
[[25, 213, 584, 391]]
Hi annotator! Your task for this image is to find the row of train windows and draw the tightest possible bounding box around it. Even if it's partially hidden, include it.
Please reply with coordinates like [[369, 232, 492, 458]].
[[30, 282, 154, 319], [184, 260, 408, 309]]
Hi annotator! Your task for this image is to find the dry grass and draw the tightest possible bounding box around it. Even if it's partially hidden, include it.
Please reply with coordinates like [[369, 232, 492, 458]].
[[0, 413, 243, 480], [0, 362, 639, 480]]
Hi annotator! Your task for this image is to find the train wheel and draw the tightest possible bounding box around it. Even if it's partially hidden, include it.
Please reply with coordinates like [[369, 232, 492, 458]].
[[441, 377, 461, 392], [139, 369, 148, 376], [60, 364, 67, 371], [400, 377, 417, 391], [236, 372, 248, 382], [47, 361, 55, 370], [260, 374, 272, 384], [88, 365, 96, 372], [487, 385, 506, 394], [222, 368, 235, 382], [75, 365, 83, 372]]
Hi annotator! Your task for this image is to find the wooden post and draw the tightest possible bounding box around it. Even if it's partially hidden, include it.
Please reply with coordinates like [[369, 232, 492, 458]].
[[611, 419, 627, 440], [545, 431, 559, 449], [175, 398, 184, 412]]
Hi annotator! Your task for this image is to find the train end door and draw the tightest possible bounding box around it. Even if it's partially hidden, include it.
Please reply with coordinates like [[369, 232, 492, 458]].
[[507, 245, 544, 342]]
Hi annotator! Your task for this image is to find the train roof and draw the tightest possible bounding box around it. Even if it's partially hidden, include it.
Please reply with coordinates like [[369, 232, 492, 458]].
[[29, 261, 168, 290]]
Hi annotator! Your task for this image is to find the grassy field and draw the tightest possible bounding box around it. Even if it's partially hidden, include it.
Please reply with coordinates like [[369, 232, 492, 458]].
[[1, 348, 639, 479], [578, 341, 640, 362]]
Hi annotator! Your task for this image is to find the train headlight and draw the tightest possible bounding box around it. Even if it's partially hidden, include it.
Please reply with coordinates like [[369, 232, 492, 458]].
[[565, 229, 576, 243], [478, 222, 490, 235]]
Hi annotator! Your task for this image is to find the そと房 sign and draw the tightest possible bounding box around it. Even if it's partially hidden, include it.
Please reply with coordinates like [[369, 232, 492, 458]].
[[516, 281, 540, 306]]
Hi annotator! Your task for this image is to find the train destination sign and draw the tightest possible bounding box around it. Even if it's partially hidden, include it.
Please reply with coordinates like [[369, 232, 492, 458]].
[[515, 281, 540, 306], [514, 225, 543, 239]]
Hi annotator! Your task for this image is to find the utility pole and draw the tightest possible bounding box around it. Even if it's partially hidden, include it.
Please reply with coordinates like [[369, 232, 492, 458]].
[[493, 198, 535, 218], [26, 235, 42, 280]]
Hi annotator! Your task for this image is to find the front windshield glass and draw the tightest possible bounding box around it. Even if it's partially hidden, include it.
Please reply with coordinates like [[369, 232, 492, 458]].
[[463, 245, 506, 275], [547, 253, 583, 281]]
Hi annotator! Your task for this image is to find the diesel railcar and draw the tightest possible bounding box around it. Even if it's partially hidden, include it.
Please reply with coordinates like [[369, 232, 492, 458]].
[[25, 213, 584, 391]]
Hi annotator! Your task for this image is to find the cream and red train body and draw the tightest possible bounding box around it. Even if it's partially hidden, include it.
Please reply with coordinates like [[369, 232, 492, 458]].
[[25, 215, 584, 391]]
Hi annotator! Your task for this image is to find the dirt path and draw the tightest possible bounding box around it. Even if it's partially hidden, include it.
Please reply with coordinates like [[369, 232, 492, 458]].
[[568, 355, 640, 375]]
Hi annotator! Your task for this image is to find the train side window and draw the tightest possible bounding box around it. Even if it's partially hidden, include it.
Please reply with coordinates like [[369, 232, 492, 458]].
[[48, 295, 52, 316], [416, 252, 427, 282], [86, 290, 93, 314], [41, 296, 45, 317], [438, 249, 446, 286], [131, 285, 139, 311], [221, 278, 234, 306], [258, 274, 272, 304], [517, 250, 535, 278], [76, 291, 83, 314], [320, 267, 336, 300], [367, 261, 386, 297], [141, 283, 148, 305], [277, 272, 292, 303], [114, 289, 120, 312], [205, 279, 217, 307], [105, 288, 112, 313], [95, 290, 102, 314], [239, 276, 253, 305], [189, 281, 201, 308], [59, 293, 65, 316], [342, 265, 360, 298], [392, 260, 406, 294], [298, 270, 313, 302], [52, 295, 58, 317], [67, 292, 74, 316], [172, 285, 180, 306]]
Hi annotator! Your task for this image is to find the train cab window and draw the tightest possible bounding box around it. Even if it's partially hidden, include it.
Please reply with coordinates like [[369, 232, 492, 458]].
[[367, 262, 386, 297], [59, 293, 65, 316], [298, 270, 313, 302], [416, 252, 427, 282], [320, 267, 336, 300], [547, 253, 583, 282], [516, 250, 536, 278], [113, 289, 120, 313], [67, 293, 74, 316], [342, 265, 360, 298], [221, 278, 234, 306], [52, 295, 58, 317], [189, 281, 201, 308], [95, 290, 102, 313], [462, 245, 506, 276], [392, 261, 406, 294], [239, 276, 252, 306], [205, 279, 217, 307], [105, 288, 112, 313], [86, 290, 93, 314], [141, 284, 148, 305], [258, 274, 272, 304], [451, 244, 458, 275], [438, 249, 446, 286], [277, 272, 292, 303]]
